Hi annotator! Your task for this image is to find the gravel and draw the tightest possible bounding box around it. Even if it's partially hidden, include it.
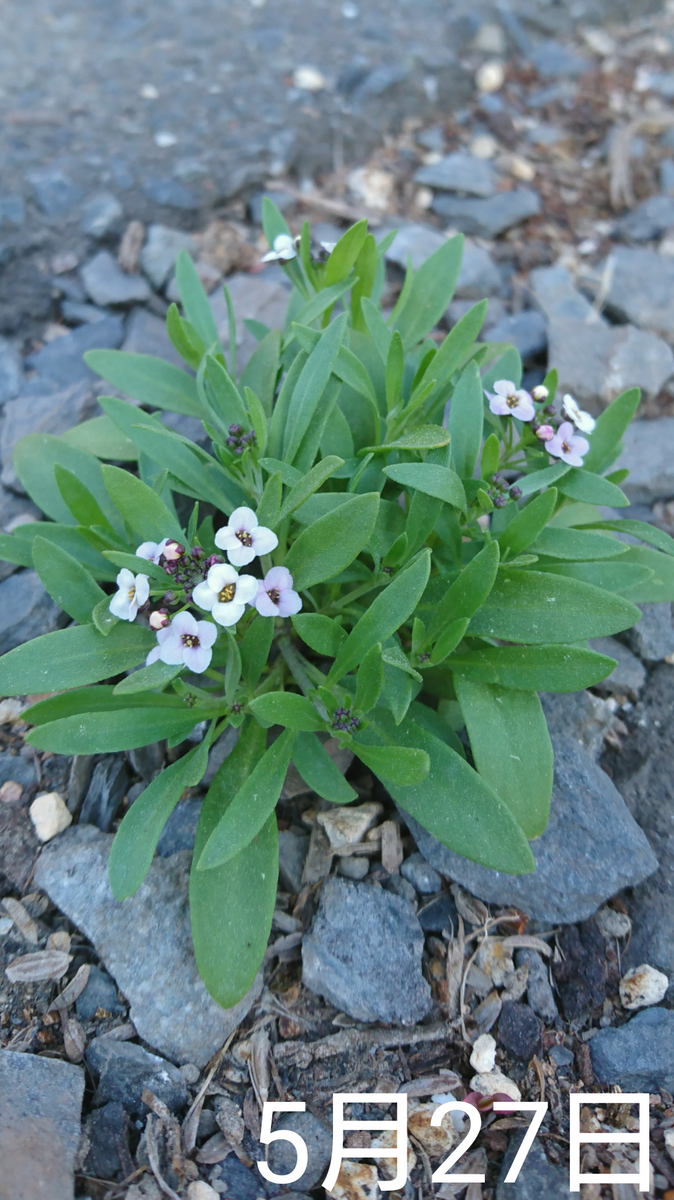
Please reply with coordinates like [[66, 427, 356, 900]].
[[86, 1038, 188, 1115], [496, 1129, 570, 1199], [81, 251, 151, 307], [79, 754, 130, 832], [515, 948, 558, 1023], [540, 690, 614, 761], [603, 246, 674, 338], [625, 602, 674, 662], [278, 830, 310, 894], [486, 310, 547, 359], [26, 168, 83, 216], [267, 1109, 333, 1190], [76, 965, 125, 1020], [0, 337, 23, 406], [0, 571, 61, 654], [590, 1007, 674, 1092], [139, 224, 198, 289], [529, 265, 595, 322], [400, 851, 442, 894], [615, 416, 674, 503], [497, 1001, 542, 1062], [24, 316, 123, 386], [1, 379, 100, 490], [547, 317, 674, 409], [0, 1050, 84, 1200], [621, 193, 674, 240], [80, 193, 124, 238], [414, 151, 496, 197], [431, 189, 541, 238]]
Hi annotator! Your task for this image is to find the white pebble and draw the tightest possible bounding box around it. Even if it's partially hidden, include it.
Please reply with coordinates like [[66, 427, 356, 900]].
[[180, 1062, 201, 1084], [187, 1184, 220, 1200], [0, 917, 13, 937], [155, 131, 178, 148], [470, 134, 498, 160], [665, 1128, 674, 1162], [469, 1033, 497, 1074], [620, 964, 668, 1010], [293, 66, 326, 92], [0, 698, 26, 724], [29, 792, 72, 843], [475, 61, 505, 94], [470, 1069, 521, 1101]]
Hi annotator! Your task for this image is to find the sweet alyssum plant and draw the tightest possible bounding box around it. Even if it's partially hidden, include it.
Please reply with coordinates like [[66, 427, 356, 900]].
[[2, 201, 674, 1009]]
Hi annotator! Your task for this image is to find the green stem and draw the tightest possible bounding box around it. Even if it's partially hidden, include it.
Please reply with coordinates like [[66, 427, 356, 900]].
[[278, 637, 314, 697]]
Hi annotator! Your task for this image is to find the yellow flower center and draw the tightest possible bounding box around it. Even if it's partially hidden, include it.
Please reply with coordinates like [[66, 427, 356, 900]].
[[219, 583, 236, 603], [236, 528, 253, 547], [506, 393, 519, 409], [127, 587, 136, 602], [181, 634, 199, 647]]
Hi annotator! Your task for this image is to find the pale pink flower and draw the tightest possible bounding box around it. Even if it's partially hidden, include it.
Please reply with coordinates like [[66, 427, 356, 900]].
[[136, 539, 168, 565], [255, 567, 302, 618], [146, 612, 217, 674], [215, 506, 278, 567], [486, 379, 536, 422], [109, 569, 149, 621], [535, 424, 555, 442], [547, 421, 589, 467]]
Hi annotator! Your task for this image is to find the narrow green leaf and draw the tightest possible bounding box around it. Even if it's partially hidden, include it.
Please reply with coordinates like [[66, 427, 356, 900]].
[[102, 552, 168, 584], [283, 314, 348, 464], [497, 489, 558, 559], [355, 643, 384, 713], [60, 416, 138, 461], [102, 464, 184, 543], [383, 463, 466, 510], [0, 622, 155, 696], [291, 614, 346, 657], [350, 233, 377, 330], [175, 249, 222, 352], [240, 617, 274, 689], [370, 425, 450, 455], [361, 296, 392, 362], [426, 541, 500, 644], [256, 472, 282, 529], [354, 740, 430, 785], [198, 354, 248, 430], [517, 461, 571, 497], [248, 692, 325, 731], [578, 519, 674, 560], [419, 301, 488, 398], [557, 468, 629, 507], [291, 279, 354, 331], [429, 617, 470, 665], [113, 660, 183, 694], [448, 361, 484, 480], [240, 329, 282, 417], [292, 732, 357, 803], [13, 434, 121, 527], [468, 569, 641, 643], [32, 537, 105, 625], [225, 632, 242, 704], [242, 387, 268, 455], [530, 527, 627, 560], [278, 456, 344, 523], [284, 492, 379, 589], [84, 350, 203, 417], [267, 351, 308, 460], [166, 304, 206, 370], [385, 331, 404, 412], [481, 433, 500, 480], [394, 234, 464, 349], [583, 388, 641, 474], [54, 464, 117, 533], [9, 522, 117, 582], [325, 220, 368, 286], [27, 707, 197, 753], [446, 643, 617, 692]]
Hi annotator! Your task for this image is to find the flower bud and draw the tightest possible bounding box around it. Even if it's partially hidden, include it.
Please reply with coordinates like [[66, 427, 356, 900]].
[[509, 485, 523, 500], [544, 404, 556, 416], [207, 554, 224, 568], [162, 591, 176, 604], [149, 608, 170, 630], [162, 540, 184, 562], [536, 424, 555, 442], [493, 494, 507, 508], [532, 385, 549, 401]]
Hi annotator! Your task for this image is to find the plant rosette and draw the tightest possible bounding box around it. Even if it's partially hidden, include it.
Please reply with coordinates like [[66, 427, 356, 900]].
[[1, 202, 671, 1011]]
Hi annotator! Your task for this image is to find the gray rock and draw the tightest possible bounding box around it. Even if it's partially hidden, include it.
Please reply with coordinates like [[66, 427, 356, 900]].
[[140, 224, 198, 288], [202, 725, 238, 788], [486, 310, 547, 360], [548, 1043, 574, 1067], [455, 241, 502, 298], [267, 1110, 332, 1190], [0, 337, 22, 406], [81, 251, 151, 307], [210, 273, 288, 370], [400, 851, 441, 894], [302, 876, 432, 1024], [25, 316, 123, 386], [34, 825, 263, 1066], [529, 265, 594, 322], [1, 379, 100, 491], [278, 830, 309, 894], [0, 571, 61, 654], [589, 636, 647, 697], [540, 691, 614, 762], [0, 1051, 84, 1200], [414, 152, 496, 197], [515, 949, 558, 1023], [530, 39, 589, 79], [416, 126, 445, 153], [496, 1129, 569, 1199], [156, 797, 203, 856], [0, 194, 25, 229], [547, 317, 674, 411], [27, 168, 83, 216], [76, 965, 125, 1019], [447, 296, 507, 330], [603, 246, 674, 338], [143, 177, 199, 210], [80, 754, 130, 832], [625, 602, 674, 662], [622, 194, 674, 241], [385, 874, 418, 906], [661, 159, 674, 195], [80, 193, 123, 238], [128, 742, 165, 783], [121, 307, 184, 366], [0, 749, 37, 790], [211, 1156, 270, 1200], [62, 300, 109, 324], [526, 122, 563, 148], [336, 856, 368, 880], [248, 189, 296, 225], [402, 736, 658, 924], [616, 417, 674, 503], [381, 222, 445, 271], [432, 189, 541, 238], [417, 892, 458, 931], [590, 1007, 674, 1093], [86, 1038, 188, 1114], [498, 1001, 542, 1061], [83, 1101, 129, 1181]]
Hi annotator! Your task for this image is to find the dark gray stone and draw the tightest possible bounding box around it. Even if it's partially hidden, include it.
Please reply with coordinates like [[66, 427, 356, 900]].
[[128, 742, 165, 783], [432, 189, 541, 238], [625, 602, 674, 662], [0, 195, 25, 229], [381, 222, 445, 271], [589, 636, 647, 697], [529, 265, 594, 322], [515, 949, 558, 1024], [540, 691, 614, 761], [34, 825, 263, 1066], [530, 40, 589, 79], [121, 307, 184, 366], [400, 851, 441, 894], [1, 379, 100, 491], [455, 241, 502, 298], [302, 876, 432, 1024], [81, 251, 151, 307], [498, 1001, 542, 1061], [402, 736, 658, 924], [25, 316, 123, 386], [414, 152, 496, 197], [156, 797, 202, 857], [548, 1043, 574, 1067], [417, 892, 458, 933], [80, 193, 123, 238], [76, 965, 125, 1019], [602, 246, 674, 338], [0, 337, 22, 405], [590, 1008, 674, 1093], [248, 189, 295, 225], [83, 1101, 129, 1181], [211, 1156, 269, 1200], [0, 570, 61, 653], [547, 317, 674, 410], [140, 224, 198, 289], [447, 296, 506, 329], [61, 300, 109, 324], [616, 417, 674, 503], [267, 1110, 332, 1190], [622, 194, 674, 241], [143, 177, 199, 210], [27, 168, 83, 216], [0, 750, 37, 789], [80, 754, 130, 832], [278, 830, 309, 894], [496, 1129, 569, 1199], [661, 159, 674, 195], [486, 310, 547, 360], [385, 874, 418, 905], [86, 1038, 188, 1115], [67, 755, 96, 815], [526, 122, 563, 148], [0, 1051, 84, 1200]]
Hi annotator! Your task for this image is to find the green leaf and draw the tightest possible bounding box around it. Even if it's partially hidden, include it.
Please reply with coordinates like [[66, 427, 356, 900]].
[[429, 617, 470, 665], [394, 234, 464, 350], [240, 617, 274, 690], [382, 661, 414, 725], [447, 642, 617, 692], [455, 678, 552, 838], [578, 519, 674, 560], [248, 692, 325, 731], [517, 461, 571, 497], [278, 456, 344, 523], [84, 350, 203, 417], [481, 433, 500, 480], [292, 732, 357, 804], [8, 523, 117, 582], [385, 331, 404, 412], [256, 472, 282, 529], [13, 434, 121, 527], [325, 220, 368, 285], [189, 720, 277, 1007], [610, 545, 674, 603], [557, 468, 629, 507], [32, 537, 105, 625], [448, 361, 484, 480], [283, 314, 348, 464], [369, 426, 450, 454], [468, 569, 641, 643], [197, 728, 294, 870], [198, 353, 248, 430], [102, 464, 184, 543], [291, 279, 354, 332], [243, 387, 268, 455], [353, 741, 430, 785], [28, 705, 197, 753], [361, 296, 393, 363], [498, 489, 558, 559], [426, 541, 500, 643], [92, 596, 118, 636], [329, 550, 431, 683], [109, 739, 210, 899], [482, 346, 523, 393], [102, 552, 168, 584], [418, 300, 487, 398], [166, 304, 206, 371], [225, 632, 242, 704], [381, 641, 422, 681], [383, 463, 466, 511], [350, 233, 377, 330], [175, 249, 222, 352], [355, 643, 384, 713], [361, 706, 535, 874], [53, 464, 118, 533], [240, 329, 282, 417], [0, 622, 155, 696], [284, 492, 379, 590], [113, 660, 183, 694], [259, 457, 303, 487], [583, 388, 641, 474], [267, 351, 308, 460], [530, 527, 627, 560], [0, 532, 35, 568], [60, 416, 139, 461], [535, 559, 653, 595], [290, 617, 345, 660], [23, 685, 184, 725]]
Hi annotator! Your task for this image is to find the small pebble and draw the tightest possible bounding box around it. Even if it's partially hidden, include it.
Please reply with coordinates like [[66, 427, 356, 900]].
[[29, 792, 73, 843], [0, 781, 22, 803], [620, 964, 669, 1010], [476, 61, 505, 93], [180, 1063, 201, 1084], [400, 852, 441, 895], [469, 1069, 521, 1101], [0, 698, 25, 724], [293, 65, 326, 92], [187, 1183, 220, 1200], [469, 1033, 496, 1073], [338, 856, 370, 880], [0, 917, 13, 937]]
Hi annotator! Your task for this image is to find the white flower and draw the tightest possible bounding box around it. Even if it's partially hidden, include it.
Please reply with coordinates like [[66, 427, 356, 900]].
[[214, 506, 278, 567], [486, 380, 536, 422], [320, 241, 337, 253], [136, 539, 168, 565], [261, 234, 297, 263], [562, 393, 596, 434], [109, 569, 149, 621], [146, 612, 217, 674], [192, 563, 258, 627], [255, 566, 302, 618]]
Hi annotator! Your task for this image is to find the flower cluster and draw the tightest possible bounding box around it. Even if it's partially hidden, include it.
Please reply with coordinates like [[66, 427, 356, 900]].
[[486, 474, 522, 509], [332, 706, 360, 734], [485, 380, 595, 469], [225, 424, 257, 456]]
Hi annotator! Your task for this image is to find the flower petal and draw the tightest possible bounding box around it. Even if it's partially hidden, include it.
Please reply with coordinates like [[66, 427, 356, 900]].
[[116, 568, 134, 590], [251, 526, 279, 556], [136, 541, 160, 562], [145, 645, 162, 665], [109, 591, 131, 620], [226, 542, 256, 567], [235, 574, 260, 604], [193, 581, 217, 611], [196, 620, 218, 649], [159, 636, 186, 665], [489, 396, 510, 416], [184, 644, 212, 673], [276, 588, 303, 617], [206, 563, 238, 591], [135, 575, 150, 606], [255, 590, 280, 617], [493, 380, 514, 396], [212, 601, 245, 627], [169, 611, 198, 637], [214, 527, 238, 551], [264, 565, 293, 591], [228, 506, 258, 533]]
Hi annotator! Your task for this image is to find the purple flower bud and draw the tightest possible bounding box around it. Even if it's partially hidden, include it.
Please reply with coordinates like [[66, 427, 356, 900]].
[[162, 591, 176, 604], [493, 495, 507, 508], [509, 485, 522, 500], [150, 608, 170, 630]]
